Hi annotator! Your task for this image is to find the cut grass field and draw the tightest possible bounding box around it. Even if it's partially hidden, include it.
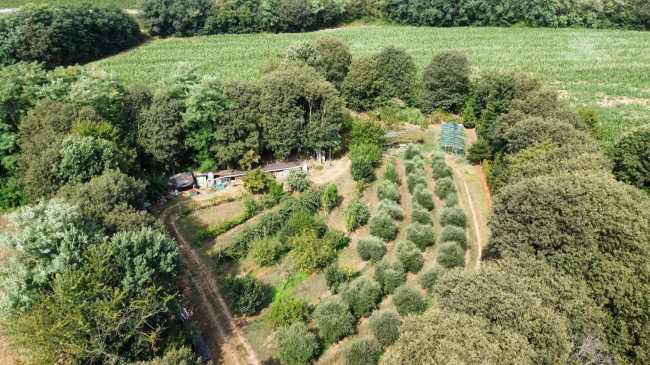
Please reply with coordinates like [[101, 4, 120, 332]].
[[0, 0, 137, 7], [94, 25, 650, 145]]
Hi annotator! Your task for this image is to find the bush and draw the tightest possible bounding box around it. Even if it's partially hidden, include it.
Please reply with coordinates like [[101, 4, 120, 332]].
[[411, 203, 433, 225], [396, 241, 424, 273], [369, 309, 401, 346], [276, 323, 319, 365], [342, 56, 383, 111], [440, 206, 467, 228], [323, 229, 351, 251], [440, 226, 467, 250], [282, 210, 327, 238], [406, 173, 427, 194], [383, 162, 401, 185], [376, 46, 417, 103], [436, 242, 465, 269], [288, 231, 335, 271], [443, 192, 459, 207], [341, 277, 382, 318], [351, 156, 377, 182], [434, 177, 456, 199], [406, 223, 436, 251], [369, 213, 398, 241], [322, 183, 339, 212], [342, 338, 382, 365], [432, 160, 453, 180], [243, 168, 274, 193], [223, 275, 268, 315], [376, 199, 404, 220], [612, 124, 650, 193], [286, 168, 311, 192], [392, 284, 426, 315], [376, 181, 400, 202], [418, 264, 448, 293], [467, 139, 492, 162], [266, 297, 309, 329], [250, 236, 285, 266], [403, 143, 422, 160], [462, 101, 478, 128], [357, 237, 386, 263], [0, 4, 142, 68], [419, 51, 471, 113], [324, 263, 347, 293], [313, 296, 356, 343], [412, 185, 434, 211], [404, 157, 425, 175], [140, 0, 213, 37], [374, 260, 407, 294], [344, 200, 370, 231]]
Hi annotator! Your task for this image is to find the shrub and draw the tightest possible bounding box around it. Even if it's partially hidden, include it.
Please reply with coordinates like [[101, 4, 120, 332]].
[[403, 143, 422, 160], [434, 177, 456, 199], [440, 206, 467, 228], [283, 41, 321, 68], [289, 231, 335, 272], [243, 168, 274, 193], [431, 151, 446, 163], [374, 259, 407, 293], [440, 226, 467, 250], [436, 242, 465, 269], [396, 241, 424, 273], [419, 51, 471, 113], [383, 162, 401, 185], [266, 297, 309, 329], [418, 264, 448, 293], [467, 139, 492, 162], [406, 173, 427, 194], [314, 36, 352, 89], [350, 118, 386, 147], [344, 200, 370, 231], [282, 210, 327, 238], [286, 168, 311, 192], [369, 309, 401, 346], [393, 284, 426, 316], [357, 237, 386, 263], [351, 156, 377, 182], [407, 223, 436, 251], [377, 46, 417, 103], [223, 275, 267, 315], [341, 278, 382, 318], [443, 192, 459, 206], [342, 337, 382, 365], [376, 199, 404, 220], [324, 263, 347, 293], [612, 124, 650, 193], [432, 160, 453, 180], [313, 296, 356, 343], [462, 101, 478, 128], [323, 229, 351, 251], [250, 236, 285, 266], [376, 181, 400, 202], [342, 56, 383, 111], [369, 213, 398, 241], [322, 183, 339, 212], [276, 323, 319, 365], [412, 185, 434, 211], [140, 0, 213, 37], [411, 203, 433, 225]]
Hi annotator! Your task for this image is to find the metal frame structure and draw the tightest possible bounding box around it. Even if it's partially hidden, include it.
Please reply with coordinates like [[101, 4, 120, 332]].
[[441, 122, 466, 155]]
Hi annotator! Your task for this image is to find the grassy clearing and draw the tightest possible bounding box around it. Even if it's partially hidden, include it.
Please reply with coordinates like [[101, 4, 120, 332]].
[[94, 25, 650, 144], [0, 0, 137, 7]]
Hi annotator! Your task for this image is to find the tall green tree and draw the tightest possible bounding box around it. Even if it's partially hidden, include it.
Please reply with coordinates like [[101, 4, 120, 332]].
[[54, 135, 130, 186], [611, 124, 650, 193], [419, 50, 471, 113], [314, 36, 352, 89], [376, 45, 416, 103], [139, 93, 186, 173]]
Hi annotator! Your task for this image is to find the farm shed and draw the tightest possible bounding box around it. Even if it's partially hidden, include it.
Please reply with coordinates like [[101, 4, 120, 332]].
[[167, 172, 195, 190], [441, 122, 466, 155], [195, 162, 304, 189]]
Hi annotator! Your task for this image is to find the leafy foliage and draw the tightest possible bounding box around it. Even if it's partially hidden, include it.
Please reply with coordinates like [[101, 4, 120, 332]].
[[418, 264, 448, 293], [376, 181, 400, 202], [243, 168, 274, 193], [369, 213, 398, 241], [406, 222, 435, 251], [313, 296, 356, 343], [440, 206, 467, 228], [419, 51, 470, 113], [434, 177, 456, 199], [369, 309, 401, 346], [322, 183, 339, 212], [341, 277, 382, 318], [314, 36, 352, 89], [288, 230, 336, 272], [392, 284, 425, 315], [436, 242, 465, 269], [356, 237, 386, 263], [223, 275, 268, 315], [342, 56, 384, 111], [412, 184, 434, 211], [286, 168, 311, 192], [396, 241, 424, 273], [611, 124, 650, 193], [344, 199, 370, 231], [374, 259, 407, 293], [276, 322, 319, 365], [376, 199, 404, 220], [376, 46, 417, 103], [343, 337, 382, 365], [266, 297, 309, 329]]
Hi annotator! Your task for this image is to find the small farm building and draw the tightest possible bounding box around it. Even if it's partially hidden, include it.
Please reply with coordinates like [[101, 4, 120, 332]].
[[167, 172, 195, 190], [195, 161, 304, 189]]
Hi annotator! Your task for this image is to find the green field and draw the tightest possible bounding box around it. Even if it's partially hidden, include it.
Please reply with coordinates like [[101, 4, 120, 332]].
[[0, 0, 137, 7], [94, 25, 650, 144]]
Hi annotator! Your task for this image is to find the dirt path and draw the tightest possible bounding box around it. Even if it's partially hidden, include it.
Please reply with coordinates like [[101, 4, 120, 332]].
[[454, 166, 483, 269], [160, 202, 260, 365], [308, 156, 351, 186]]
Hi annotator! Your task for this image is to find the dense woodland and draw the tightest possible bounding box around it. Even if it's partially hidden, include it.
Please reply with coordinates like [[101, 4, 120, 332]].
[[0, 2, 649, 365]]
